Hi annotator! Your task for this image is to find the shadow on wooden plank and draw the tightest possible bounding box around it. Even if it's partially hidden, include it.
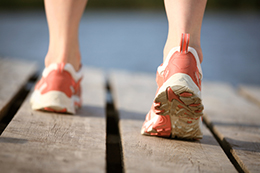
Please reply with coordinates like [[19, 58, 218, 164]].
[[118, 109, 229, 147], [76, 105, 105, 118], [0, 137, 28, 144]]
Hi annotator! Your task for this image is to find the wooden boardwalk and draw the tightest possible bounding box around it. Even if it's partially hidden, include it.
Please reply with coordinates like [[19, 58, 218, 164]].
[[0, 58, 259, 173]]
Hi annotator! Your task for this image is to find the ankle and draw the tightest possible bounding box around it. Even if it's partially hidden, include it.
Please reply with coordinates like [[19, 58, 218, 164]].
[[45, 50, 81, 71]]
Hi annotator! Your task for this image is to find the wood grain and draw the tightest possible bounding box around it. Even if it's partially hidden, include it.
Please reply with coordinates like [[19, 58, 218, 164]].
[[0, 67, 106, 173], [239, 85, 260, 107], [203, 82, 260, 173], [110, 70, 236, 173], [0, 58, 37, 120]]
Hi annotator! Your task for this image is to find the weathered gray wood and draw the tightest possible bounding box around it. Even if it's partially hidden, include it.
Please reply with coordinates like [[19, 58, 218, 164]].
[[239, 85, 260, 107], [0, 58, 37, 120], [110, 70, 236, 173], [0, 67, 106, 173], [203, 82, 260, 173]]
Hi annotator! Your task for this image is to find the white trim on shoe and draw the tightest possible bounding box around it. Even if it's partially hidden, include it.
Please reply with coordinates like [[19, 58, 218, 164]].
[[43, 63, 83, 82], [30, 90, 78, 114], [156, 73, 201, 98], [64, 64, 83, 82]]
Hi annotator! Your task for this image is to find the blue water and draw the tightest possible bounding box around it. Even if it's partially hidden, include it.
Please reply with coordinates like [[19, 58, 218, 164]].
[[0, 10, 260, 86]]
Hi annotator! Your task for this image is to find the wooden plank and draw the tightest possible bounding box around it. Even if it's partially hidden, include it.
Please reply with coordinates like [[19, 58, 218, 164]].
[[0, 58, 37, 120], [110, 70, 236, 173], [239, 84, 260, 107], [203, 82, 260, 173], [0, 67, 106, 173]]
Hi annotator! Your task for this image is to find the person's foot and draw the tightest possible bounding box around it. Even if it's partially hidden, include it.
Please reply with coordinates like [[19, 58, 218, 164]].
[[30, 63, 83, 114], [141, 33, 203, 140]]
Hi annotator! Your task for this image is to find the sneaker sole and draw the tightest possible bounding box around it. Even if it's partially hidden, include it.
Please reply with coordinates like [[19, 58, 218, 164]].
[[154, 73, 203, 139], [30, 90, 81, 114]]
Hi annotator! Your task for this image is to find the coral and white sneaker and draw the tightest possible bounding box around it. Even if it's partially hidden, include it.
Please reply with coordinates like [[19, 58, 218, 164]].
[[30, 63, 83, 114], [141, 33, 204, 139]]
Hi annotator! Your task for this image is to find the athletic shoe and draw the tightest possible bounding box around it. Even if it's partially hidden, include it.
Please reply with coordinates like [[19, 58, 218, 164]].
[[141, 33, 204, 139], [30, 63, 83, 114]]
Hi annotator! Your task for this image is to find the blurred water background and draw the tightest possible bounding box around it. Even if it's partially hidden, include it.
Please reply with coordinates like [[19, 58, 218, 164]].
[[0, 0, 260, 86]]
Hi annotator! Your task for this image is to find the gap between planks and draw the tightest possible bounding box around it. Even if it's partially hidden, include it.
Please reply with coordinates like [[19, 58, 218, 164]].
[[202, 82, 260, 173], [0, 58, 38, 121], [0, 60, 123, 173], [2, 60, 259, 172]]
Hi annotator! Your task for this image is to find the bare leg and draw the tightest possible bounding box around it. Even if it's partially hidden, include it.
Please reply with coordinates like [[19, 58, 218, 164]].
[[163, 0, 207, 62], [44, 0, 87, 71], [141, 0, 207, 139]]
